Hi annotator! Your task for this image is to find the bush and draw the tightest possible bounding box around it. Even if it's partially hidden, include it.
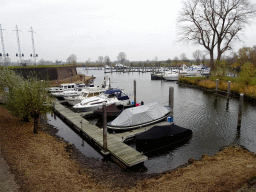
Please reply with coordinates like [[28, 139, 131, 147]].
[[239, 62, 256, 86]]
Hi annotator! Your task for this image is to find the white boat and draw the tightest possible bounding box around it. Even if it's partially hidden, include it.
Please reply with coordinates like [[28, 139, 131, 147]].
[[107, 102, 170, 132], [64, 88, 105, 106], [51, 86, 85, 99], [163, 71, 179, 81], [105, 65, 111, 70], [48, 83, 78, 93], [51, 76, 109, 99], [72, 89, 131, 112]]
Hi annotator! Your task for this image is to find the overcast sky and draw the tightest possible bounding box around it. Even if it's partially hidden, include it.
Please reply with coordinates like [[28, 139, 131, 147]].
[[1, 0, 256, 63]]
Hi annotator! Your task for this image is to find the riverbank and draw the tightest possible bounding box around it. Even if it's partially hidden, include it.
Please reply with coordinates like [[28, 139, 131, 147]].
[[178, 76, 256, 102], [0, 105, 256, 191]]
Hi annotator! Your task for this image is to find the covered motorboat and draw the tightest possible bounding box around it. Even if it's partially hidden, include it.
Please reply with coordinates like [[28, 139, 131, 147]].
[[107, 102, 170, 132], [135, 124, 192, 153]]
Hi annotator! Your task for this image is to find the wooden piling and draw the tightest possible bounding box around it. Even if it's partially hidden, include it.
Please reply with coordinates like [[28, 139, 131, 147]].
[[215, 79, 219, 100], [227, 81, 231, 98], [102, 102, 108, 154], [134, 80, 136, 105], [169, 86, 174, 121], [237, 93, 244, 129]]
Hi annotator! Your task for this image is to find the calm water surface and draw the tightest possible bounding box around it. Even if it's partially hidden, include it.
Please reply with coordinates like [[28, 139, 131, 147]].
[[46, 68, 256, 174]]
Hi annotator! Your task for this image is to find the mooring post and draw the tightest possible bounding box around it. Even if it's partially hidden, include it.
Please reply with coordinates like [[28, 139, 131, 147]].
[[237, 93, 244, 129], [109, 77, 111, 89], [169, 86, 174, 121], [102, 102, 108, 154], [227, 81, 231, 98], [215, 79, 219, 100], [83, 75, 85, 84], [134, 80, 136, 105]]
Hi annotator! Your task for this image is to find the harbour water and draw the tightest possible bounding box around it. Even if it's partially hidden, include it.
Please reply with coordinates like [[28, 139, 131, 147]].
[[46, 68, 256, 173]]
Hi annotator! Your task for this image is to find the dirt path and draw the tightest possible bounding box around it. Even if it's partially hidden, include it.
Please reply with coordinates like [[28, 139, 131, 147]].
[[0, 105, 256, 191]]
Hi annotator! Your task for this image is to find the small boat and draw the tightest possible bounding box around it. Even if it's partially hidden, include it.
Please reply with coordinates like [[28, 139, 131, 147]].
[[94, 103, 124, 117], [51, 86, 85, 99], [107, 102, 170, 132], [151, 73, 164, 80], [64, 88, 104, 106], [72, 89, 131, 112], [135, 124, 192, 153], [48, 83, 79, 93], [163, 71, 179, 81]]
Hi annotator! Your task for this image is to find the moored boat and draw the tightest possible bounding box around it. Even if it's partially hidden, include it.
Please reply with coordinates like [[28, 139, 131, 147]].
[[72, 89, 131, 112], [135, 124, 192, 153], [107, 102, 170, 132]]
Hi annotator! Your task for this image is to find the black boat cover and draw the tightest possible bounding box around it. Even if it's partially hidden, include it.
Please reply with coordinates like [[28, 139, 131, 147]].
[[136, 124, 192, 152], [136, 124, 192, 142]]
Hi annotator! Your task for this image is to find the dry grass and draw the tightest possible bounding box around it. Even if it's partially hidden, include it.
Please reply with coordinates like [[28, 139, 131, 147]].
[[179, 77, 256, 100], [1, 105, 256, 192], [198, 79, 216, 89], [0, 106, 103, 192], [131, 148, 256, 192]]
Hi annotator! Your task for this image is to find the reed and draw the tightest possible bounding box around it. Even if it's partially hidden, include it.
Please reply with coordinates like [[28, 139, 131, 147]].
[[179, 77, 256, 100]]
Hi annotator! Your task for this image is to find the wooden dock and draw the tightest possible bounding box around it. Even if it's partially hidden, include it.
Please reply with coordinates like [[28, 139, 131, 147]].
[[53, 101, 148, 168]]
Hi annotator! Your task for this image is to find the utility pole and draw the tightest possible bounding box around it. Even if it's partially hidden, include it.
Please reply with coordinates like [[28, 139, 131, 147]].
[[0, 24, 8, 67], [28, 27, 38, 66], [14, 25, 24, 66]]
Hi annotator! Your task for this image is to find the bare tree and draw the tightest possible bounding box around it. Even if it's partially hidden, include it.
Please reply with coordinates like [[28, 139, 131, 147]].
[[173, 56, 179, 67], [66, 54, 77, 64], [98, 56, 103, 64], [104, 56, 110, 65], [117, 52, 127, 64], [86, 58, 91, 64], [178, 0, 256, 69], [193, 50, 203, 64], [166, 58, 172, 66], [180, 53, 187, 63]]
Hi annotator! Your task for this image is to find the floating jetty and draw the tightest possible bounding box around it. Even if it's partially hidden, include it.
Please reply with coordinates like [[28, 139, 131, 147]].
[[53, 101, 148, 168]]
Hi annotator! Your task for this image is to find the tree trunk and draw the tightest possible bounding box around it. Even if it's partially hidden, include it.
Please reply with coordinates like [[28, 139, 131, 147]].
[[209, 51, 214, 70], [33, 115, 39, 134], [217, 43, 222, 63]]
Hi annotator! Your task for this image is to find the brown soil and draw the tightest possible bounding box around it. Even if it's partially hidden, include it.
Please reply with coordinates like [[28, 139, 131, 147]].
[[0, 105, 256, 192], [49, 74, 94, 87]]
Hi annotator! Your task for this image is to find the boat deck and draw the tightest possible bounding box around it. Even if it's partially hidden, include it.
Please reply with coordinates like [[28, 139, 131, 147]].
[[53, 101, 148, 168]]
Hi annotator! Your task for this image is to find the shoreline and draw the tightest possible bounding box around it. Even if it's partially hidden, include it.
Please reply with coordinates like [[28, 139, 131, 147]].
[[0, 105, 256, 191], [177, 81, 256, 103]]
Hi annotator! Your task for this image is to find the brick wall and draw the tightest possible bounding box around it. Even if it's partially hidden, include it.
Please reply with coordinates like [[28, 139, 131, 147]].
[[12, 66, 77, 81]]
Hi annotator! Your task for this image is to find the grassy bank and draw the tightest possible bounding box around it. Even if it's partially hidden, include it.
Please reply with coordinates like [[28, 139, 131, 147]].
[[178, 76, 256, 100], [0, 105, 256, 191]]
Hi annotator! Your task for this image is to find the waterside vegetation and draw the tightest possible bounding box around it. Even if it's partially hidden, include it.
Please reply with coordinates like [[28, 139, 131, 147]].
[[178, 62, 256, 100]]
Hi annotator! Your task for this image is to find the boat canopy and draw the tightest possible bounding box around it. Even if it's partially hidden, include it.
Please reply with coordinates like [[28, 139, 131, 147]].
[[109, 102, 169, 127], [104, 89, 129, 100]]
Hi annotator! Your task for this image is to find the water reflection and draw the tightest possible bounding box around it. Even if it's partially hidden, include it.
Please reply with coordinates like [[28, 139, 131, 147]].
[[48, 68, 256, 173], [46, 113, 102, 159]]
